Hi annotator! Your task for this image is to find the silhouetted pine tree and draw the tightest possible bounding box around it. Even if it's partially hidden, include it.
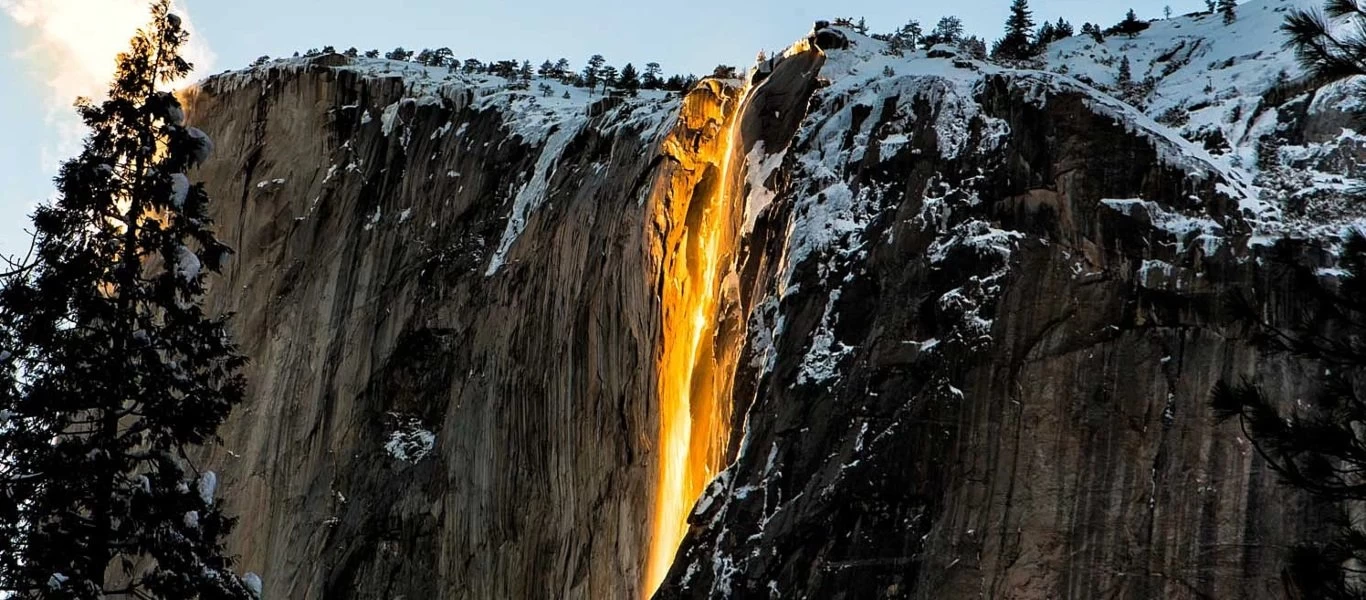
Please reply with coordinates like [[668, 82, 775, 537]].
[[618, 63, 641, 95], [1112, 9, 1149, 38], [0, 1, 254, 598], [1212, 233, 1366, 599], [600, 65, 619, 93], [642, 62, 663, 89], [582, 54, 605, 93]]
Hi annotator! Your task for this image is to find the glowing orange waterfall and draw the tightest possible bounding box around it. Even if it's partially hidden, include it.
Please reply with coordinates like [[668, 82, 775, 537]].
[[645, 80, 753, 598]]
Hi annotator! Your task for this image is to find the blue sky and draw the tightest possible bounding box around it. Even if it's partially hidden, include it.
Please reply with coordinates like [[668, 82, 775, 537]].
[[0, 0, 1213, 260]]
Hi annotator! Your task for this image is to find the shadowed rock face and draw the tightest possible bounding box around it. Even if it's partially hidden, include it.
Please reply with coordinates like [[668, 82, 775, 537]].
[[659, 70, 1328, 599], [186, 41, 1332, 600]]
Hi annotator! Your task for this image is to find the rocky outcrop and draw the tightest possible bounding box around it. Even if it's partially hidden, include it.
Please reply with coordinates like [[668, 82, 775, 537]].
[[184, 16, 1342, 600]]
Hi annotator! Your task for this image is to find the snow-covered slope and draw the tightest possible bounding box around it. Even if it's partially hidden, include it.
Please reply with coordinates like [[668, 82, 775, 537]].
[[1043, 0, 1366, 237]]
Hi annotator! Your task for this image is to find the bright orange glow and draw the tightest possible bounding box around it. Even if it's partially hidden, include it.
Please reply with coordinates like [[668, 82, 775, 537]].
[[645, 81, 753, 598]]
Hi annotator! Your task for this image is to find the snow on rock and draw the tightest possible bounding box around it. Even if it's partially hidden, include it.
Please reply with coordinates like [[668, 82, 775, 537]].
[[363, 206, 382, 231], [1101, 198, 1226, 255], [385, 416, 436, 463], [485, 121, 583, 275], [198, 53, 684, 280], [797, 290, 855, 386], [742, 141, 786, 234]]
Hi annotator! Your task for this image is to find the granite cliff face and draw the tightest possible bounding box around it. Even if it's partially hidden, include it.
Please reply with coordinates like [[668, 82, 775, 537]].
[[183, 4, 1361, 598]]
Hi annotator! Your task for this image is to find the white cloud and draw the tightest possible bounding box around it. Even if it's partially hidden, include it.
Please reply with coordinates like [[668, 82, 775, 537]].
[[2, 0, 216, 169]]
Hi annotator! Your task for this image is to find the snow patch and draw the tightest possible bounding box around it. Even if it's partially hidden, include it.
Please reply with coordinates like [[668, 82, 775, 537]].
[[385, 418, 436, 463], [485, 122, 583, 275]]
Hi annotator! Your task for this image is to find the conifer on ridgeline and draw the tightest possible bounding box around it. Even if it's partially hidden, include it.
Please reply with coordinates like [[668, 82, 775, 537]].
[[991, 0, 1037, 60]]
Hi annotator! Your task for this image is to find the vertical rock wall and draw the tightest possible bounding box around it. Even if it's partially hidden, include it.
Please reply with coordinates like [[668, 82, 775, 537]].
[[185, 30, 1335, 600], [186, 61, 672, 599]]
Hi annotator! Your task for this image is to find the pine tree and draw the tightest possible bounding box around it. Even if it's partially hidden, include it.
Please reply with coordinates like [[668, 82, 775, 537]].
[[886, 19, 923, 56], [0, 2, 254, 598], [961, 36, 988, 60], [538, 59, 555, 79], [618, 63, 641, 95], [1206, 0, 1216, 11], [923, 16, 965, 49], [1080, 22, 1105, 43], [1055, 18, 1074, 38], [554, 58, 572, 81], [430, 47, 454, 68], [1210, 232, 1366, 599], [1114, 9, 1149, 38], [1283, 0, 1366, 80], [1219, 0, 1237, 24], [600, 65, 619, 93], [1117, 54, 1133, 88], [992, 0, 1036, 60], [1034, 21, 1057, 53], [582, 54, 605, 93], [642, 62, 663, 89], [385, 46, 412, 61], [519, 60, 534, 87]]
